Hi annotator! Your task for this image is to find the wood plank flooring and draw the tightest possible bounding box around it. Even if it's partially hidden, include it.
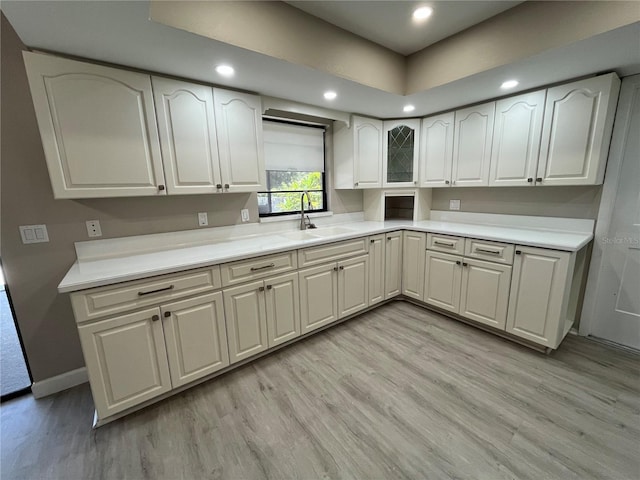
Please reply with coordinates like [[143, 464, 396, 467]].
[[1, 301, 639, 479]]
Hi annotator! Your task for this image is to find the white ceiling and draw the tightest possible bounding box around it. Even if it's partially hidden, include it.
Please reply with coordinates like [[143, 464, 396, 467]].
[[287, 1, 523, 55], [2, 1, 640, 119]]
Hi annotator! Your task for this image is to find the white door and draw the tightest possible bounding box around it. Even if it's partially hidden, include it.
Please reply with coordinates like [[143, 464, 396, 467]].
[[213, 88, 266, 192], [419, 112, 454, 187], [423, 251, 462, 313], [402, 231, 426, 300], [383, 119, 421, 187], [354, 117, 383, 188], [299, 263, 339, 333], [23, 52, 166, 198], [338, 254, 369, 318], [506, 247, 571, 347], [264, 272, 301, 348], [161, 292, 229, 388], [489, 91, 546, 187], [537, 73, 620, 186], [385, 231, 403, 298], [77, 308, 172, 419], [223, 281, 269, 363], [152, 77, 222, 194], [585, 75, 640, 349], [452, 102, 495, 187], [368, 235, 385, 306], [460, 258, 512, 329]]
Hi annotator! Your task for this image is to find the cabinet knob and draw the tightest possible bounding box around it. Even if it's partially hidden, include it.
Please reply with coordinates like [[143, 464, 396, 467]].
[[462, 262, 468, 267], [333, 266, 339, 271], [527, 178, 533, 183], [158, 185, 165, 191], [266, 285, 272, 290], [224, 184, 230, 189], [456, 260, 461, 265], [164, 311, 171, 318], [536, 178, 542, 183], [151, 314, 159, 322], [339, 265, 344, 270], [515, 250, 522, 255], [445, 180, 450, 185], [354, 182, 359, 187], [258, 286, 265, 292], [414, 181, 417, 185], [370, 239, 375, 244], [216, 184, 222, 189], [387, 237, 391, 241]]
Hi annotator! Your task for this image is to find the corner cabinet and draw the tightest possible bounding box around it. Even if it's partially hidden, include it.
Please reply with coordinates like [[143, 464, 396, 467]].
[[537, 73, 621, 186], [452, 102, 495, 187], [383, 119, 421, 187], [419, 112, 454, 187], [333, 116, 383, 189], [213, 89, 266, 192], [23, 52, 166, 199]]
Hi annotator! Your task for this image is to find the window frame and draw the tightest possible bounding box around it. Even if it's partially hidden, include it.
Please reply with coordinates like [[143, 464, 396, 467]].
[[258, 119, 328, 218]]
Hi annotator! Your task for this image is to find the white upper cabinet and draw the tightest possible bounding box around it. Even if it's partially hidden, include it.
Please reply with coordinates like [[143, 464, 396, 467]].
[[334, 116, 383, 189], [152, 77, 222, 194], [537, 73, 621, 186], [419, 112, 454, 187], [452, 102, 495, 187], [213, 88, 266, 192], [383, 119, 421, 187], [23, 52, 166, 199], [489, 91, 546, 187]]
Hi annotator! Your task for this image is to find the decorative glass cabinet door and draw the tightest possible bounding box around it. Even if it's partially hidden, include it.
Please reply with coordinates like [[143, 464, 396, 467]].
[[383, 119, 420, 187]]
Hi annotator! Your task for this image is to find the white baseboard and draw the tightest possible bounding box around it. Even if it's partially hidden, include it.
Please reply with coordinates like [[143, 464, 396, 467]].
[[31, 367, 88, 399]]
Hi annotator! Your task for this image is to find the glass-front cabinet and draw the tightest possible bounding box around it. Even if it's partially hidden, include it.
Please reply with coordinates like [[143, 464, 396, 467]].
[[382, 119, 420, 187]]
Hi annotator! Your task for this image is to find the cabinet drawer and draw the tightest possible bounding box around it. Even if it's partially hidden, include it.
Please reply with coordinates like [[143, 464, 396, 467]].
[[71, 266, 222, 324], [465, 238, 514, 265], [221, 251, 297, 287], [427, 233, 465, 255], [298, 238, 369, 268]]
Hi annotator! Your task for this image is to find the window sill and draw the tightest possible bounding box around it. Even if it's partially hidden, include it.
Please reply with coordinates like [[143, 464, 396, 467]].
[[259, 211, 334, 224]]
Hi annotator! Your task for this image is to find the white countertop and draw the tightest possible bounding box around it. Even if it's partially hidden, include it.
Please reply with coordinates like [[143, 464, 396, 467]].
[[58, 212, 594, 293]]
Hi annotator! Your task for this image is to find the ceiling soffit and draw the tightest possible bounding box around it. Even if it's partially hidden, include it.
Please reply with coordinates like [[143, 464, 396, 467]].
[[150, 0, 640, 97]]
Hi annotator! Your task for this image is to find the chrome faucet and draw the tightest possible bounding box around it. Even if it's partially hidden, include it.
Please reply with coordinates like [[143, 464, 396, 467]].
[[300, 191, 316, 230]]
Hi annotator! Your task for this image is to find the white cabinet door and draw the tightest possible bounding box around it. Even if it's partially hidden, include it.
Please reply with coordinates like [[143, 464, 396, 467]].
[[452, 102, 495, 187], [78, 308, 171, 419], [265, 272, 301, 348], [354, 117, 383, 188], [537, 73, 621, 186], [368, 235, 385, 306], [489, 91, 546, 187], [299, 263, 338, 334], [338, 255, 369, 318], [402, 231, 426, 300], [160, 292, 229, 388], [423, 251, 462, 313], [223, 281, 268, 363], [385, 231, 403, 299], [419, 112, 454, 187], [506, 246, 571, 347], [213, 88, 266, 192], [460, 258, 512, 330], [23, 52, 165, 199], [383, 119, 421, 187], [152, 77, 222, 194]]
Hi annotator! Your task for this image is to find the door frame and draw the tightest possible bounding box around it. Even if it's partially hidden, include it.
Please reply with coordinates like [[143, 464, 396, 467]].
[[579, 74, 639, 338]]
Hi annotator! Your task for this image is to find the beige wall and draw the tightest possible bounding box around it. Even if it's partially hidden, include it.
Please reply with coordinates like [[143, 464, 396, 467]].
[[0, 15, 361, 383], [431, 186, 602, 219]]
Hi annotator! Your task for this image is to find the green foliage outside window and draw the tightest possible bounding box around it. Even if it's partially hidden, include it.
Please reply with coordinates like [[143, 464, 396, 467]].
[[258, 171, 325, 215]]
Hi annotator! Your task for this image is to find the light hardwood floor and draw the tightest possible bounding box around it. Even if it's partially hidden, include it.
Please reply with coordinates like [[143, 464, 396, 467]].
[[1, 302, 639, 479]]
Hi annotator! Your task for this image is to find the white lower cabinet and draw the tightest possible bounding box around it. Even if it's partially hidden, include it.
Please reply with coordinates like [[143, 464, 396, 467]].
[[368, 235, 385, 306], [423, 251, 462, 313], [506, 246, 572, 347], [385, 231, 403, 298], [264, 272, 301, 348], [78, 308, 172, 419], [460, 258, 512, 330], [338, 255, 370, 318], [402, 231, 427, 300]]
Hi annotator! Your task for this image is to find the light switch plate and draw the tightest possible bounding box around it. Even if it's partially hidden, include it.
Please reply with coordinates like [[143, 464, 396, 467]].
[[449, 199, 461, 211], [198, 212, 208, 227], [86, 220, 102, 237], [19, 225, 49, 244], [241, 209, 250, 223]]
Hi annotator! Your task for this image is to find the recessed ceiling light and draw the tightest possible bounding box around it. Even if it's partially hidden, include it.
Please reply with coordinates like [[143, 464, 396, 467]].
[[215, 65, 235, 77], [324, 91, 337, 100], [501, 79, 519, 89], [403, 104, 416, 113], [413, 6, 433, 21]]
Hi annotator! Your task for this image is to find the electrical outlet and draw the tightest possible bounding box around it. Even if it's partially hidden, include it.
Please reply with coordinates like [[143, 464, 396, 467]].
[[449, 199, 461, 211], [198, 212, 208, 227], [86, 220, 102, 237], [241, 209, 250, 223]]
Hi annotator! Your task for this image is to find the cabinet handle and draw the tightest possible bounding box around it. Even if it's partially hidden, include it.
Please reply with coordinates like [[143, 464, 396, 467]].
[[462, 262, 469, 267], [455, 260, 461, 265], [266, 285, 272, 290], [434, 240, 455, 247], [138, 285, 174, 296], [475, 248, 501, 255], [370, 239, 375, 244], [216, 184, 222, 189], [536, 178, 542, 183], [339, 265, 344, 270], [158, 185, 165, 191], [445, 180, 450, 185], [258, 286, 265, 292], [224, 183, 230, 189], [414, 181, 417, 185], [152, 314, 160, 322], [527, 178, 533, 183], [354, 182, 359, 187], [333, 266, 339, 271], [163, 311, 171, 318], [515, 250, 522, 255], [250, 263, 276, 272]]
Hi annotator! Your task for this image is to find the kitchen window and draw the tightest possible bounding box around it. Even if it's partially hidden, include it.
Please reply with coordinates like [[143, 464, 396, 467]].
[[258, 119, 327, 217]]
